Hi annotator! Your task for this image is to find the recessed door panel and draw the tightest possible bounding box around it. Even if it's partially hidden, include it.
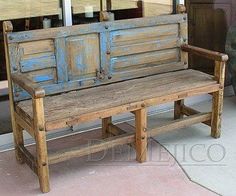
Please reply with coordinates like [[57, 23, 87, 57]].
[[66, 34, 100, 81]]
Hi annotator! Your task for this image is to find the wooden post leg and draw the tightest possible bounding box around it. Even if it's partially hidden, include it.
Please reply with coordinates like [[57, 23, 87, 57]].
[[3, 22, 25, 164], [174, 100, 184, 120], [135, 108, 147, 163], [33, 98, 50, 193], [102, 117, 112, 138], [14, 123, 25, 164], [211, 90, 224, 138], [211, 61, 225, 139]]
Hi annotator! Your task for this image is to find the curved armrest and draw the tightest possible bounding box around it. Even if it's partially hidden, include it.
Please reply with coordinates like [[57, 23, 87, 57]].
[[11, 73, 45, 99], [181, 44, 229, 62]]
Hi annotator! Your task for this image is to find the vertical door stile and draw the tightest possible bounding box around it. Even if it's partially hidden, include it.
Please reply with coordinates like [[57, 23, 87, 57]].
[[100, 28, 111, 80], [55, 38, 69, 83]]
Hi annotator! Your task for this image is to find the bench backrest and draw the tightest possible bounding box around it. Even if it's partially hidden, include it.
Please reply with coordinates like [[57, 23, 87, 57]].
[[5, 14, 188, 101]]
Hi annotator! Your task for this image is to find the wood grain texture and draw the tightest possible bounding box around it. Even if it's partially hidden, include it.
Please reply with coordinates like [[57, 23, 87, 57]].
[[181, 105, 211, 126], [7, 14, 186, 43], [67, 34, 100, 80], [3, 21, 24, 163], [211, 61, 226, 138], [4, 13, 228, 194], [181, 44, 229, 62], [174, 100, 184, 120], [135, 108, 147, 163], [17, 69, 220, 130], [102, 117, 112, 138], [33, 98, 50, 193], [6, 14, 187, 101], [148, 113, 212, 137], [49, 132, 135, 164]]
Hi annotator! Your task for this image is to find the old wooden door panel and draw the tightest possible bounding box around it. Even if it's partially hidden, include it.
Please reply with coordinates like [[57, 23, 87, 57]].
[[111, 49, 179, 71], [110, 23, 181, 75], [110, 24, 179, 46], [6, 14, 187, 101], [9, 40, 57, 99], [188, 3, 231, 74], [66, 34, 100, 81]]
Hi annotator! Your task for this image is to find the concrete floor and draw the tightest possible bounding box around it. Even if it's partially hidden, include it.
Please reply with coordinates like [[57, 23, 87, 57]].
[[150, 97, 236, 196], [0, 129, 217, 196], [0, 95, 235, 195]]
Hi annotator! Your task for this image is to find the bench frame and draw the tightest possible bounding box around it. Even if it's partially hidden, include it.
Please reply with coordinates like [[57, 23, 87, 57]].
[[3, 10, 228, 193]]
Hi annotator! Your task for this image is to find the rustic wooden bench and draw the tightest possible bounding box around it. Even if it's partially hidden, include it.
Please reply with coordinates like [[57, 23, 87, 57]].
[[3, 12, 228, 193]]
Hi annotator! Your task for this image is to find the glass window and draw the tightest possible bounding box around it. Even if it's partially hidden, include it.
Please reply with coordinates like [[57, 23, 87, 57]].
[[71, 0, 173, 24]]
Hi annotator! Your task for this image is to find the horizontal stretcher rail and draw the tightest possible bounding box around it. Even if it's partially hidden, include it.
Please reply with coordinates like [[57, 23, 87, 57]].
[[18, 145, 38, 174], [48, 132, 135, 165], [148, 112, 212, 137], [48, 112, 211, 165], [181, 105, 212, 126]]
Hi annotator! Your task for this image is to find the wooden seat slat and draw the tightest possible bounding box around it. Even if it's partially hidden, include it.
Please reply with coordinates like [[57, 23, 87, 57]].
[[17, 69, 219, 131]]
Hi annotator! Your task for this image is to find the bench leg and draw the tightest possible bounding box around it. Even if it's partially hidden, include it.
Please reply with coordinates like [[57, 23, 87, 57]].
[[14, 123, 25, 164], [102, 117, 112, 138], [174, 100, 184, 120], [211, 90, 224, 138], [33, 98, 50, 193], [135, 108, 147, 163]]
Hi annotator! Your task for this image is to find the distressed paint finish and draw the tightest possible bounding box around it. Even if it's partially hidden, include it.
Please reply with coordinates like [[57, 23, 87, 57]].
[[20, 54, 56, 72], [7, 14, 187, 101], [55, 38, 69, 83], [4, 13, 228, 193], [7, 14, 186, 43], [66, 34, 100, 81]]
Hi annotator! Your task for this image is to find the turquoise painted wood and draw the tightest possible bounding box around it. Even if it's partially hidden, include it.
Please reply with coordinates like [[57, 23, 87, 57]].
[[6, 14, 188, 101]]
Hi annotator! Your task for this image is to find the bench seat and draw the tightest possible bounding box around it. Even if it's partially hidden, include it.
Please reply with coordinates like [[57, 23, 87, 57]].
[[17, 69, 219, 131], [3, 12, 228, 193]]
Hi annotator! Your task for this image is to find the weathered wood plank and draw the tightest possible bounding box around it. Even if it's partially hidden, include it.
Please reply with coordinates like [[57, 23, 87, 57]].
[[33, 98, 50, 193], [15, 112, 34, 138], [181, 44, 228, 62], [3, 22, 27, 164], [110, 24, 179, 46], [19, 40, 54, 56], [20, 53, 56, 73], [18, 145, 38, 174], [47, 84, 219, 130], [179, 20, 188, 68], [211, 61, 226, 138], [108, 124, 127, 136], [66, 34, 100, 80], [102, 117, 112, 138], [111, 48, 179, 70], [111, 37, 179, 57], [135, 108, 147, 163], [14, 62, 185, 101], [49, 132, 135, 165], [11, 73, 45, 98], [174, 100, 184, 120], [108, 123, 135, 148], [181, 105, 211, 126], [55, 38, 69, 83], [148, 113, 212, 137], [7, 14, 186, 43], [17, 69, 220, 130], [100, 31, 111, 79]]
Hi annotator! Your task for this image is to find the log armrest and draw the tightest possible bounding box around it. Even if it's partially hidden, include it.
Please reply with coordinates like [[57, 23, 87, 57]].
[[181, 44, 229, 62], [11, 73, 45, 99]]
